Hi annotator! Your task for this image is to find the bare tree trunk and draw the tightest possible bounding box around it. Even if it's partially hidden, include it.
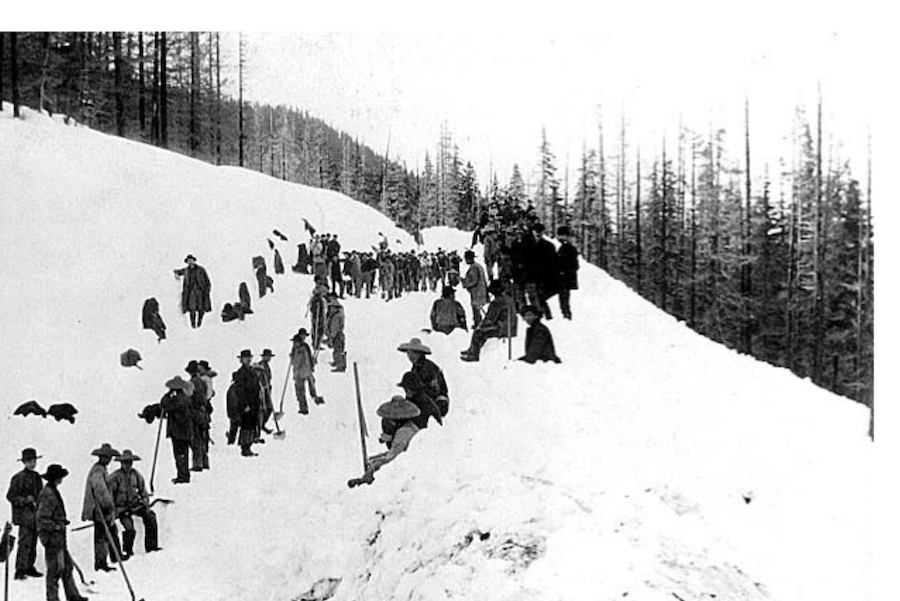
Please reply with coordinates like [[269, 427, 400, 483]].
[[635, 146, 642, 294], [812, 85, 826, 383], [160, 32, 168, 148], [11, 32, 21, 118], [189, 32, 200, 155], [689, 138, 697, 326], [138, 32, 146, 131], [215, 32, 221, 165], [151, 32, 159, 143], [113, 32, 125, 136], [0, 32, 4, 111], [239, 33, 245, 167], [742, 94, 753, 354]]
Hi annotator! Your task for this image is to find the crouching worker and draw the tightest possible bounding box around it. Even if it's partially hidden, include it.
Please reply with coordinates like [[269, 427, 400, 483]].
[[347, 396, 421, 488], [107, 450, 159, 559]]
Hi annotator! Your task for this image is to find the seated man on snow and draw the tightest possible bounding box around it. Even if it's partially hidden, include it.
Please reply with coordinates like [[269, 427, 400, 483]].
[[460, 280, 518, 362]]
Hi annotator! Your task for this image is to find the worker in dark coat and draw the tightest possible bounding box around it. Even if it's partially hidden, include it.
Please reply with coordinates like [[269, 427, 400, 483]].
[[397, 337, 450, 419], [107, 450, 159, 559], [36, 464, 87, 601], [460, 280, 518, 362], [532, 223, 560, 319], [518, 305, 561, 364], [233, 350, 262, 457], [556, 226, 580, 320], [253, 350, 276, 436], [160, 376, 194, 483], [430, 286, 468, 335], [186, 361, 211, 471], [174, 254, 212, 328], [6, 447, 43, 580]]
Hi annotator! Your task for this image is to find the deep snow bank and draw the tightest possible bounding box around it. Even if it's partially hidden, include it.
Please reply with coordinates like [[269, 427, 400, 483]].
[[0, 107, 871, 601]]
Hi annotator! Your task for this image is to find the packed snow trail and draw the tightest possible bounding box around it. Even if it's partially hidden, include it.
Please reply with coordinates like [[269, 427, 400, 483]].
[[0, 107, 872, 601]]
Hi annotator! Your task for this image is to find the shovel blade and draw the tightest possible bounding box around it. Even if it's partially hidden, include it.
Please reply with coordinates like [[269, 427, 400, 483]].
[[273, 411, 285, 421], [274, 431, 286, 440]]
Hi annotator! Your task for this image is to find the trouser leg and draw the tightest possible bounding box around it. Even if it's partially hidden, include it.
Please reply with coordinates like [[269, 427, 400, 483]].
[[227, 419, 239, 444], [119, 515, 136, 556], [190, 435, 203, 470], [173, 439, 190, 481], [45, 545, 63, 601], [92, 522, 109, 568], [294, 378, 309, 412], [197, 311, 204, 326], [16, 522, 37, 573], [134, 508, 159, 552], [472, 302, 484, 328], [189, 311, 197, 328], [61, 550, 80, 600], [559, 289, 571, 318]]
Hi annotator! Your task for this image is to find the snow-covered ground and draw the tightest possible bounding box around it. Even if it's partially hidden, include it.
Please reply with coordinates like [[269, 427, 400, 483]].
[[0, 105, 872, 601]]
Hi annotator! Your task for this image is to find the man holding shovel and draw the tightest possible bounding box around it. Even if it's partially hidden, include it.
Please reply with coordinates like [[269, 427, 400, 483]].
[[289, 329, 324, 415], [81, 443, 122, 572], [107, 450, 160, 560]]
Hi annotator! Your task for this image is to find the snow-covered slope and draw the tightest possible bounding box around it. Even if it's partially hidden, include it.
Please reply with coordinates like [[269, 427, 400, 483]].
[[0, 106, 872, 601]]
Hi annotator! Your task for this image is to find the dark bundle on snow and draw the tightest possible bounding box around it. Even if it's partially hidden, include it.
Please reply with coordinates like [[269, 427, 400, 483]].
[[120, 348, 143, 369], [13, 400, 46, 418], [142, 297, 167, 342], [47, 403, 78, 423], [274, 249, 285, 274], [239, 282, 252, 311], [267, 238, 275, 250], [252, 255, 266, 271], [273, 229, 289, 241]]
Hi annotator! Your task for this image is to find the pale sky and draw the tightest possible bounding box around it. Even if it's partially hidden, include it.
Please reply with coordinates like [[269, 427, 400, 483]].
[[219, 6, 881, 193]]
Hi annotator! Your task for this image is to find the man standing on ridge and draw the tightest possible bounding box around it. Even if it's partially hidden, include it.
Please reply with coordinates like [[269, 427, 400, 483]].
[[555, 226, 580, 320], [174, 254, 212, 329]]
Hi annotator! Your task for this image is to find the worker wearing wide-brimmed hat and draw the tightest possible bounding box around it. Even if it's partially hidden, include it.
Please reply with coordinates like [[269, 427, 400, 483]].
[[160, 375, 195, 483], [232, 350, 261, 457], [349, 396, 422, 488], [108, 450, 159, 559], [290, 329, 324, 414], [81, 443, 123, 572], [36, 463, 87, 601], [397, 337, 450, 421], [6, 447, 44, 580]]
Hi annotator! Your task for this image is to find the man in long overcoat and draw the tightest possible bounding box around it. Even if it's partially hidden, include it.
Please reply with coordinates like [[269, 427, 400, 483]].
[[174, 254, 212, 328], [81, 443, 122, 571], [6, 447, 43, 580], [36, 464, 87, 601]]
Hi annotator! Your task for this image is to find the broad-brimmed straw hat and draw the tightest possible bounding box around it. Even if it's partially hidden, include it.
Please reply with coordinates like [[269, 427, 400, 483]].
[[397, 337, 431, 355], [376, 395, 422, 420]]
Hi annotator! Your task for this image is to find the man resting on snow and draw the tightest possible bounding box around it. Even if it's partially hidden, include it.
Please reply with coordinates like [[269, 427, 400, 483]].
[[348, 396, 422, 488], [518, 305, 561, 364]]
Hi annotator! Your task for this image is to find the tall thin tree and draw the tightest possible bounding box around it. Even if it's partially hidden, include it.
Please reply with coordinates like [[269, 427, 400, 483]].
[[189, 31, 200, 155], [11, 32, 20, 118], [138, 32, 146, 131], [239, 33, 245, 167], [160, 32, 168, 148], [113, 32, 125, 136]]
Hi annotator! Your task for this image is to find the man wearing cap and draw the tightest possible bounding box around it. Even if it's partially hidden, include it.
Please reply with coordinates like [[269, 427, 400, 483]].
[[185, 361, 211, 472], [290, 329, 323, 414], [253, 350, 276, 436], [81, 443, 122, 572], [173, 254, 212, 329], [6, 447, 43, 580], [518, 305, 562, 364], [348, 396, 422, 488], [36, 464, 87, 601], [233, 350, 262, 457], [430, 286, 467, 335], [460, 280, 519, 362], [397, 338, 450, 419], [324, 294, 347, 372], [161, 376, 195, 483], [555, 226, 579, 320], [108, 450, 159, 559], [462, 250, 488, 329]]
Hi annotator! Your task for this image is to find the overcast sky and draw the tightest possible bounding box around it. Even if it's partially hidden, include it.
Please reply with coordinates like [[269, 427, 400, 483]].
[[220, 7, 879, 193]]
